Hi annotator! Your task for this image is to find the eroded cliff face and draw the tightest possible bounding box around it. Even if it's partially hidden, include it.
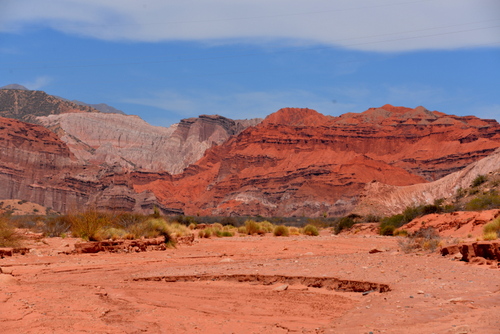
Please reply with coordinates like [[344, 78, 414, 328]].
[[133, 105, 500, 217], [0, 116, 178, 214], [37, 113, 261, 174]]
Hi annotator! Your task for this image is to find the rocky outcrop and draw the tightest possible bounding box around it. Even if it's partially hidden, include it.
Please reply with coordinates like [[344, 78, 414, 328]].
[[134, 105, 500, 217], [37, 113, 261, 174], [403, 210, 500, 237], [441, 241, 500, 263], [355, 148, 500, 216], [0, 89, 98, 124]]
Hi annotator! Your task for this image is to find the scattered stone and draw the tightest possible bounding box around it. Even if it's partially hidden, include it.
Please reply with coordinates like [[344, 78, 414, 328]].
[[219, 258, 234, 263], [0, 274, 19, 285], [369, 248, 383, 254], [273, 284, 289, 292], [1, 267, 13, 275]]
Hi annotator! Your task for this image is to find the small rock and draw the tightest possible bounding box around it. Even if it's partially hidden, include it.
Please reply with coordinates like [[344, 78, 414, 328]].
[[273, 284, 289, 291], [417, 290, 424, 294], [1, 267, 13, 275], [219, 258, 234, 263], [303, 252, 314, 256], [369, 248, 382, 254], [0, 274, 19, 285]]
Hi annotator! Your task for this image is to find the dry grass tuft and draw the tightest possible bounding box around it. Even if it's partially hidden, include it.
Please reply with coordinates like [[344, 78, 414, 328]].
[[0, 216, 21, 247]]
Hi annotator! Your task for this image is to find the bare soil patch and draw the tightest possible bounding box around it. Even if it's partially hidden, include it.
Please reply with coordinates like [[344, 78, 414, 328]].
[[1, 234, 499, 333]]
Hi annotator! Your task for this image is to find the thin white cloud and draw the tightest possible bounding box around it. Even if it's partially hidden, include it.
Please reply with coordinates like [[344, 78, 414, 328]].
[[21, 76, 53, 90], [2, 0, 499, 52]]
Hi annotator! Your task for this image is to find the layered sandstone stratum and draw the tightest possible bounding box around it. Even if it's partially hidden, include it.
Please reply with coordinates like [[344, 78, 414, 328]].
[[134, 106, 500, 216], [1, 93, 500, 217]]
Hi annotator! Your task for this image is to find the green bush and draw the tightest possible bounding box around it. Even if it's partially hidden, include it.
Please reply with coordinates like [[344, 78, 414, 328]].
[[334, 215, 358, 234], [273, 225, 290, 237], [465, 193, 500, 211], [471, 174, 488, 188], [380, 225, 395, 236], [303, 224, 319, 236]]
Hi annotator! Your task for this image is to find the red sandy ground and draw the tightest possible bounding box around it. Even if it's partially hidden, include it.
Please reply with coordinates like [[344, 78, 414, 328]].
[[1, 232, 499, 334]]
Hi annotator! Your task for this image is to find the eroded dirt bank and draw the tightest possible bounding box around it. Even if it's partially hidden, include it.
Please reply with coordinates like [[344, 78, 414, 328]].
[[1, 234, 499, 333]]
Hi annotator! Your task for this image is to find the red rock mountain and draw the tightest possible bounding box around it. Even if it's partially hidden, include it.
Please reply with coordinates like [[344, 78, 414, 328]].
[[1, 104, 500, 217], [133, 106, 500, 216], [0, 116, 176, 214], [1, 88, 261, 174]]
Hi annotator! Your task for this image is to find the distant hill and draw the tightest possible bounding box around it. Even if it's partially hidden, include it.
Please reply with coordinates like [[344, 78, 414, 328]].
[[0, 88, 98, 124], [0, 84, 29, 90]]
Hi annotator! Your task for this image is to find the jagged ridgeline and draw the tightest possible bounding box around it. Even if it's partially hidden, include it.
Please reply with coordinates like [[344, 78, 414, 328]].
[[0, 86, 499, 216]]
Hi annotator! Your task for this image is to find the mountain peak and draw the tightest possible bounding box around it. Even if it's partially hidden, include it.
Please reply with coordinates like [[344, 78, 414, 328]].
[[262, 107, 331, 127], [1, 84, 29, 90]]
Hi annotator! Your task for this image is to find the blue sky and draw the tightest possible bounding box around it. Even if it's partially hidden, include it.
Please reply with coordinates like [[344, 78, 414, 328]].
[[1, 0, 499, 126]]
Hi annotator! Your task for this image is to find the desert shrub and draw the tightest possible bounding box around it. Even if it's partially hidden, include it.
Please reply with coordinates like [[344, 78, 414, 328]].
[[69, 210, 115, 241], [397, 227, 441, 253], [0, 216, 21, 247], [364, 214, 381, 223], [244, 220, 264, 235], [43, 215, 71, 237], [483, 231, 498, 241], [217, 230, 234, 237], [237, 226, 247, 234], [212, 223, 223, 231], [471, 174, 488, 188], [303, 224, 319, 236], [273, 225, 290, 237], [465, 193, 500, 211], [128, 218, 175, 246], [379, 214, 404, 235], [483, 217, 500, 239], [168, 222, 190, 238], [188, 223, 197, 230], [9, 215, 41, 230], [260, 221, 275, 233], [96, 227, 128, 240], [116, 212, 148, 228], [334, 215, 358, 234], [393, 229, 408, 237], [151, 205, 161, 219], [198, 228, 213, 238], [380, 225, 396, 236], [289, 227, 300, 236]]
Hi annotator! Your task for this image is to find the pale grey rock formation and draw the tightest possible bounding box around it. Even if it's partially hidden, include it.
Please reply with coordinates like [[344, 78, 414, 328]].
[[37, 112, 261, 174]]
